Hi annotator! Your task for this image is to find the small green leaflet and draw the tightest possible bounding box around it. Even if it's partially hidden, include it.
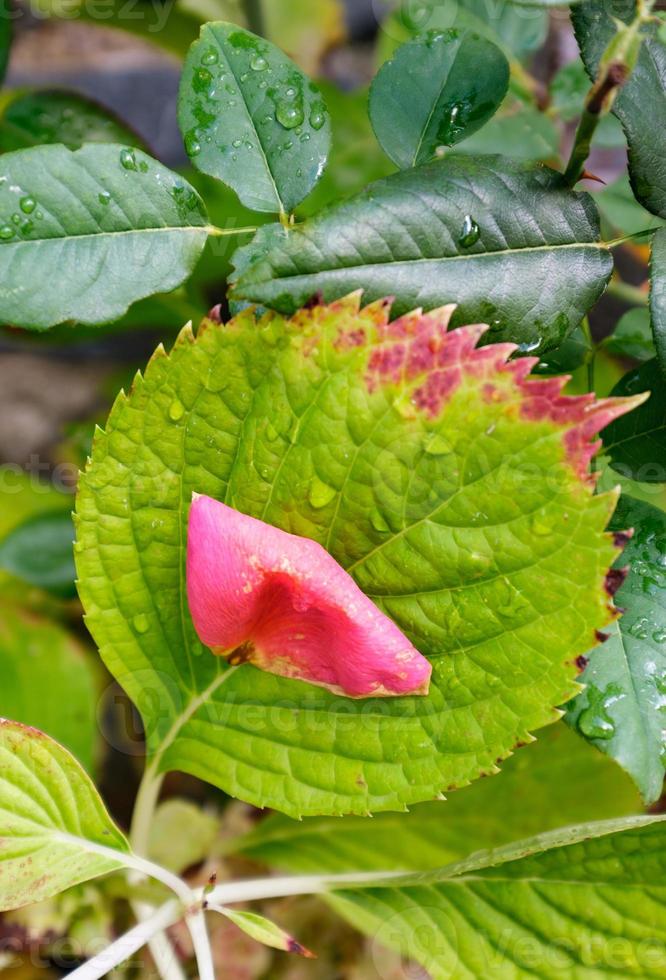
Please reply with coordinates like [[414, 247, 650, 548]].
[[566, 496, 666, 804], [369, 29, 509, 169], [0, 143, 209, 330], [0, 510, 76, 596], [178, 22, 331, 214], [77, 296, 630, 818], [0, 721, 129, 910], [0, 89, 143, 152], [650, 227, 666, 376], [231, 154, 612, 352], [602, 359, 665, 483], [212, 908, 314, 958], [326, 815, 666, 979], [573, 0, 666, 219]]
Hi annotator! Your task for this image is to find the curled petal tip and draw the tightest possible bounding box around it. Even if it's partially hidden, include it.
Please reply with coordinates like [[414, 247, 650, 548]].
[[187, 495, 431, 699]]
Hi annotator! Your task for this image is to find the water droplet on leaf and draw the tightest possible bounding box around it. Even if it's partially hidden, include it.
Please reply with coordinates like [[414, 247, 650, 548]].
[[119, 148, 138, 171], [98, 191, 111, 206], [168, 399, 185, 422], [19, 196, 36, 214], [201, 46, 218, 65], [185, 131, 202, 156], [276, 103, 304, 129], [458, 214, 480, 248], [250, 54, 268, 71], [0, 225, 14, 240], [309, 477, 335, 509]]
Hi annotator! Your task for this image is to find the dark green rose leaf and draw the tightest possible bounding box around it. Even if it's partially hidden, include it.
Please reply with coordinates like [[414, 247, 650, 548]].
[[573, 0, 666, 218], [178, 22, 331, 215], [603, 308, 655, 363], [231, 154, 612, 353], [566, 496, 666, 804], [650, 226, 666, 376], [369, 28, 509, 169], [0, 143, 209, 330], [603, 359, 665, 482]]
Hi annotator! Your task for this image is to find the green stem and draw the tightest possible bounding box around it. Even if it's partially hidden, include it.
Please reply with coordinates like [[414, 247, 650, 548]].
[[581, 316, 596, 395], [207, 224, 258, 238], [563, 63, 629, 186]]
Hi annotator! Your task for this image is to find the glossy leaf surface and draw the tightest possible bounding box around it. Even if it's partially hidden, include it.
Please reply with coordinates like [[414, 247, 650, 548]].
[[178, 22, 331, 214], [77, 296, 632, 817], [566, 496, 666, 803], [369, 29, 509, 168], [231, 156, 612, 353], [0, 144, 209, 330]]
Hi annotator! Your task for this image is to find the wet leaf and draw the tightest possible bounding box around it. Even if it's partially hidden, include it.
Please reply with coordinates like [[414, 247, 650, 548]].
[[231, 154, 612, 353], [76, 296, 635, 817], [566, 495, 666, 803], [0, 143, 209, 330], [0, 721, 129, 911], [369, 29, 509, 169], [603, 359, 665, 483], [178, 22, 331, 214]]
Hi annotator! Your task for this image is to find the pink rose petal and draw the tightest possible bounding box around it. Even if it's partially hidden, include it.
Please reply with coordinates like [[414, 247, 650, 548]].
[[186, 494, 431, 698]]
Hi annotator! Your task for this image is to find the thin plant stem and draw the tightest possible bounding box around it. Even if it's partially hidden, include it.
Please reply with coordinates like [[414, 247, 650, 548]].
[[207, 225, 258, 237]]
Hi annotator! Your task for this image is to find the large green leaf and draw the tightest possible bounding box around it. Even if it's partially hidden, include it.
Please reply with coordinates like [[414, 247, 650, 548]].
[[566, 496, 666, 804], [325, 815, 666, 979], [0, 89, 142, 153], [0, 607, 98, 773], [0, 143, 209, 330], [77, 296, 632, 818], [231, 155, 612, 352], [0, 511, 76, 596], [0, 721, 129, 911], [178, 22, 331, 215], [650, 226, 666, 376], [369, 29, 509, 169], [603, 359, 666, 483], [573, 0, 666, 218], [234, 723, 641, 872]]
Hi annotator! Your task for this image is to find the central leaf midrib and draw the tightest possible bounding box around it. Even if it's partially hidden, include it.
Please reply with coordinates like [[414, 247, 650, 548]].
[[0, 225, 209, 247]]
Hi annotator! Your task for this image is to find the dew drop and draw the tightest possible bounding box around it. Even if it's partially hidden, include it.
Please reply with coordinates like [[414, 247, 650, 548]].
[[370, 509, 390, 533], [232, 138, 243, 148], [19, 196, 36, 214], [201, 46, 218, 65], [193, 67, 213, 93], [425, 433, 453, 456], [653, 628, 666, 644], [276, 103, 304, 130], [250, 54, 268, 71], [133, 613, 150, 634], [629, 617, 650, 640], [98, 191, 111, 206], [309, 107, 326, 131], [309, 476, 336, 509], [119, 147, 138, 171], [168, 398, 185, 422], [185, 131, 202, 157], [577, 684, 620, 741], [458, 214, 480, 248], [0, 224, 14, 240]]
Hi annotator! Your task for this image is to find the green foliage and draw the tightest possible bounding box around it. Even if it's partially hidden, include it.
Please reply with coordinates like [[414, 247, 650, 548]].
[[651, 227, 666, 375], [602, 308, 655, 363], [77, 298, 623, 818], [0, 721, 129, 911], [178, 23, 331, 214], [0, 89, 143, 152], [567, 496, 666, 804], [326, 815, 666, 979], [0, 0, 10, 86], [0, 144, 209, 330], [574, 0, 666, 218], [0, 511, 76, 596], [231, 155, 612, 352], [369, 29, 509, 168], [234, 724, 641, 871], [603, 359, 665, 483], [0, 607, 99, 773]]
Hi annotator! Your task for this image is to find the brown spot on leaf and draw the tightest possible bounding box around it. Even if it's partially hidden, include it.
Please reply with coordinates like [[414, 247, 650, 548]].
[[575, 654, 590, 672], [594, 631, 610, 645], [613, 529, 634, 549], [605, 567, 628, 597]]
